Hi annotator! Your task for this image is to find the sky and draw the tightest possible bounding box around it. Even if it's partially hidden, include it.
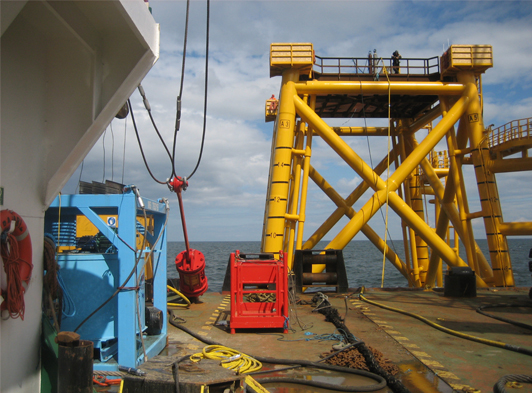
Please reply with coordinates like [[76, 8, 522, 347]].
[[61, 0, 532, 244]]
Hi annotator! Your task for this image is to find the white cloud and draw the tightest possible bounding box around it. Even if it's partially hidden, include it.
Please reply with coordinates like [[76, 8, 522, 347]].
[[62, 0, 532, 244]]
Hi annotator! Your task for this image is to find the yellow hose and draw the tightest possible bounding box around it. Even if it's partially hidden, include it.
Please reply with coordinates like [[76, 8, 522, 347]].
[[190, 345, 262, 374], [167, 285, 191, 307], [359, 291, 513, 350]]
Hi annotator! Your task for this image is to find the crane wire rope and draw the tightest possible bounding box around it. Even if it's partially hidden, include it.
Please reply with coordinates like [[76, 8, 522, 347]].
[[354, 56, 398, 286], [110, 122, 115, 181], [137, 84, 175, 177], [356, 58, 398, 258], [185, 0, 209, 180], [129, 0, 209, 185], [380, 60, 392, 288], [121, 118, 127, 184], [102, 129, 107, 182], [128, 99, 167, 185], [76, 161, 84, 194], [172, 0, 191, 176]]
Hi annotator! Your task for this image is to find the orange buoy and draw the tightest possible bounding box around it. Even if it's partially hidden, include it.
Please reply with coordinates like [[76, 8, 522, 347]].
[[1, 209, 33, 319]]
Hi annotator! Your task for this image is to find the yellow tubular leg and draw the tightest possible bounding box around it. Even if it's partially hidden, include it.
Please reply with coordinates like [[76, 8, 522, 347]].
[[262, 69, 300, 256]]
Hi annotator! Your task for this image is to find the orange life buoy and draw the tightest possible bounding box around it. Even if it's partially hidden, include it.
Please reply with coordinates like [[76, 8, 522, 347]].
[[1, 209, 33, 319]]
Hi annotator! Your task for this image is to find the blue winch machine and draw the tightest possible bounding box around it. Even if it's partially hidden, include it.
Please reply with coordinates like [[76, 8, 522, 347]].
[[44, 189, 168, 370]]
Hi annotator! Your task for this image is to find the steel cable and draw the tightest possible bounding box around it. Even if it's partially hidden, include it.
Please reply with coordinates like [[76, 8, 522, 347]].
[[494, 374, 532, 393], [185, 0, 209, 180]]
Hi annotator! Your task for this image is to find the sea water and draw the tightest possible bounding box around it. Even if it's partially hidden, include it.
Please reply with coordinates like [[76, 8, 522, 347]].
[[166, 239, 532, 292]]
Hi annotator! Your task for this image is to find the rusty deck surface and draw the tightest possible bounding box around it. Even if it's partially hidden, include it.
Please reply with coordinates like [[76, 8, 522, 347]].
[[354, 287, 532, 393], [134, 288, 532, 393]]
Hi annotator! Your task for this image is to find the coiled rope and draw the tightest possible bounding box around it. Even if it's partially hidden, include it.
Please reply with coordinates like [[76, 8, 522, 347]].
[[1, 232, 32, 319]]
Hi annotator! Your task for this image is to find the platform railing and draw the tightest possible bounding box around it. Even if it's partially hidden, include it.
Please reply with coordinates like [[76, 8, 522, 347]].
[[313, 55, 440, 77], [488, 117, 532, 148], [429, 150, 449, 169]]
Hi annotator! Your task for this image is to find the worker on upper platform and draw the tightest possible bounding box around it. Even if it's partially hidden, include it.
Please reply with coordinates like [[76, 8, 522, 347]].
[[392, 50, 402, 74]]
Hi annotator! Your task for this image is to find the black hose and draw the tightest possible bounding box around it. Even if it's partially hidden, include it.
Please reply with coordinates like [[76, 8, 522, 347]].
[[360, 293, 532, 357], [169, 318, 386, 392], [172, 360, 180, 393], [477, 303, 532, 331], [494, 374, 532, 393]]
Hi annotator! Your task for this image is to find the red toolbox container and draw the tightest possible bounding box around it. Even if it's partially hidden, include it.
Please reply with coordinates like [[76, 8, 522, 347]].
[[230, 251, 288, 334]]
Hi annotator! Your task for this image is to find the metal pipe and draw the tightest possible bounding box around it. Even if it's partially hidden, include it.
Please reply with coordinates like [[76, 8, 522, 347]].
[[488, 157, 532, 173], [295, 81, 465, 96], [498, 222, 532, 236]]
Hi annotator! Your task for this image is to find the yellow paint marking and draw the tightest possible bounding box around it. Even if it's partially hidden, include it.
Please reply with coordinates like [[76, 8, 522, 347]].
[[402, 343, 420, 349], [450, 384, 478, 392], [198, 331, 209, 336], [393, 336, 409, 341], [201, 325, 212, 330], [436, 371, 460, 380], [187, 344, 200, 350], [385, 330, 401, 334], [209, 316, 217, 320], [411, 351, 430, 358], [422, 359, 444, 368]]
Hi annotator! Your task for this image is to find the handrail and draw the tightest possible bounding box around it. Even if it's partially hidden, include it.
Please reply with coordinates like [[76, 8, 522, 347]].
[[488, 117, 532, 148], [313, 55, 440, 78]]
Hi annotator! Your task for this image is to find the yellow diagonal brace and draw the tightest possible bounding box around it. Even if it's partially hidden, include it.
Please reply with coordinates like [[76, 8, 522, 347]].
[[293, 85, 487, 287], [293, 94, 386, 191], [387, 192, 488, 288], [303, 147, 399, 249], [385, 85, 475, 189], [308, 166, 410, 282]]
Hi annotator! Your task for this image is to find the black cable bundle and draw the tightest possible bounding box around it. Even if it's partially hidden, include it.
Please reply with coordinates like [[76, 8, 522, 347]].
[[311, 294, 411, 393]]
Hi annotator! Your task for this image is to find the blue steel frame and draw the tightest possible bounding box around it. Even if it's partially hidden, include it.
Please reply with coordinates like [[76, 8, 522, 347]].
[[46, 191, 167, 370]]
